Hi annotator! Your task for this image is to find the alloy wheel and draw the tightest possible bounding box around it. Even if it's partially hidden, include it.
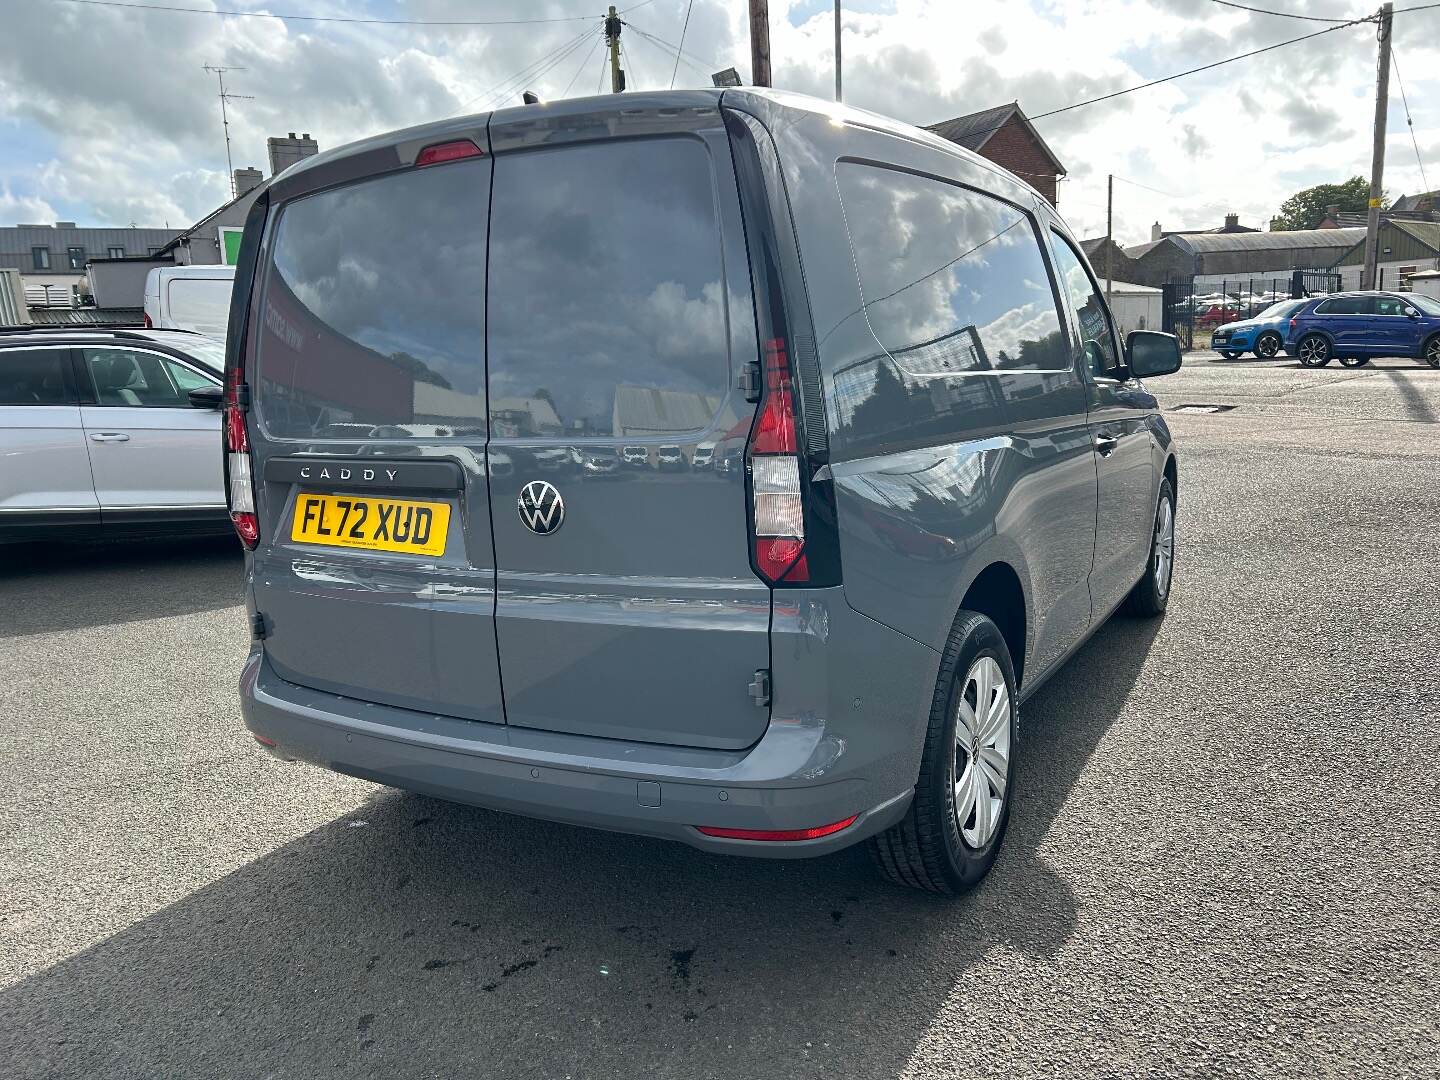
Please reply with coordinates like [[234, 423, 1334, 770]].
[[952, 656, 1011, 848], [1256, 334, 1280, 358], [1154, 493, 1175, 599], [1427, 338, 1440, 369], [1298, 336, 1328, 367]]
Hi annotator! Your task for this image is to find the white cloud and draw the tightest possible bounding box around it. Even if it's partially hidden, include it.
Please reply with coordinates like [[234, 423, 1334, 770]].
[[0, 0, 1435, 244]]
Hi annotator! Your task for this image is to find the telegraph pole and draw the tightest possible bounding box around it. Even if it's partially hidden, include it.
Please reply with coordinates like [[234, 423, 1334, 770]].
[[203, 65, 254, 198], [749, 0, 771, 87], [605, 6, 625, 93], [1361, 2, 1393, 291], [834, 1, 842, 102], [1106, 173, 1114, 304]]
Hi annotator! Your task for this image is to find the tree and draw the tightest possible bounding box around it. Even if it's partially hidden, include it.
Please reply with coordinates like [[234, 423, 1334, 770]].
[[1271, 177, 1386, 231]]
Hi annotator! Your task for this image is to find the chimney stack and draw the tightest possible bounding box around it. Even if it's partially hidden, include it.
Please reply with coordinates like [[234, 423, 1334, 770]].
[[267, 132, 320, 177], [234, 167, 263, 197], [1151, 221, 1162, 242], [1223, 212, 1239, 231]]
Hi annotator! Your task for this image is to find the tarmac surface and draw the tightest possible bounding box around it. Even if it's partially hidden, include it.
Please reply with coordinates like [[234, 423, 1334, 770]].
[[2, 353, 1436, 1078]]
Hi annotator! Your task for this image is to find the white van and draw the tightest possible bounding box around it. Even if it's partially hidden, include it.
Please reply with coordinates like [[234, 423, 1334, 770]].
[[143, 265, 236, 342]]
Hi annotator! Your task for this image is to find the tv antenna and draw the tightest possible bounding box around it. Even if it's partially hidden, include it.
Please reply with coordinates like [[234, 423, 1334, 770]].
[[203, 64, 255, 198]]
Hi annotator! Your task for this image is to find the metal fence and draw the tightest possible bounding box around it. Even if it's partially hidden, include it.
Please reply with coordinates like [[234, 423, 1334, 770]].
[[1162, 270, 1341, 350]]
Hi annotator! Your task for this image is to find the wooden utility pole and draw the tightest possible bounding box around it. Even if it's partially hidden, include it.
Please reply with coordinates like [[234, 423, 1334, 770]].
[[1361, 2, 1393, 290], [605, 6, 625, 93], [1106, 173, 1114, 305], [834, 2, 842, 102], [749, 0, 771, 87]]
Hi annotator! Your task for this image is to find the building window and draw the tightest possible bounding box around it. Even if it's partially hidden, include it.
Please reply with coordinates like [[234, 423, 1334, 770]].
[[1398, 265, 1418, 292], [31, 247, 50, 270], [107, 246, 125, 259], [67, 246, 86, 270]]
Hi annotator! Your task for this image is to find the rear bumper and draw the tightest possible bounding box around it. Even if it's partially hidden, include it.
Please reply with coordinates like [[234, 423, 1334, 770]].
[[240, 649, 914, 858]]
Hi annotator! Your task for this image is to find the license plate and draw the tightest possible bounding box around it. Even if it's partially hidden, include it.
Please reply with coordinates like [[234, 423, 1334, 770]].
[[291, 493, 450, 557]]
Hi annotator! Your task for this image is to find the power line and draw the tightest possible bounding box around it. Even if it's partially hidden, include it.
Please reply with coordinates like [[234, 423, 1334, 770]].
[[625, 24, 714, 82], [44, 0, 601, 26], [1205, 0, 1350, 21], [620, 36, 639, 88], [1390, 48, 1431, 195], [1113, 174, 1186, 199], [597, 39, 612, 94], [485, 30, 597, 110], [623, 21, 719, 72], [458, 26, 595, 112], [1025, 14, 1377, 129], [670, 0, 695, 90], [563, 31, 606, 98]]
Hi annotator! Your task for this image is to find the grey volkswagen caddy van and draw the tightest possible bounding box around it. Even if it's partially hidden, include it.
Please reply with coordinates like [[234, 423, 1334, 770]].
[[231, 89, 1181, 893]]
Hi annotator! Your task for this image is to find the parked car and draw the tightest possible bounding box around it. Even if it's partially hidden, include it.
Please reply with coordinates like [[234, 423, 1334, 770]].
[[1209, 298, 1308, 359], [621, 445, 649, 468], [1287, 291, 1440, 368], [691, 443, 715, 470], [579, 446, 621, 477], [232, 89, 1181, 894], [0, 326, 228, 543], [657, 444, 687, 471], [143, 265, 236, 343]]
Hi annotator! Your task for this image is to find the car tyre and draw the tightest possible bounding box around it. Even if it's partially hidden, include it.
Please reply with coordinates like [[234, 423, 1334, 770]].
[[1423, 334, 1440, 369], [1297, 334, 1332, 368], [1339, 355, 1369, 368], [1124, 476, 1176, 617], [869, 610, 1017, 895], [1255, 332, 1282, 359]]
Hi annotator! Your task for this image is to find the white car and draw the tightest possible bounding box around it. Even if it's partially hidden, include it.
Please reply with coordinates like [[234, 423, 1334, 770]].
[[0, 327, 229, 543]]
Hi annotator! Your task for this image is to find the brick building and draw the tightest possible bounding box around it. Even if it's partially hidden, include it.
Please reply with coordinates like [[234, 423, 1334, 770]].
[[925, 102, 1066, 206]]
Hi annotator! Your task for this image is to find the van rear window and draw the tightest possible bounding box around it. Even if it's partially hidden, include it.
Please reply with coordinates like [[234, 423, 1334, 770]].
[[254, 158, 490, 439]]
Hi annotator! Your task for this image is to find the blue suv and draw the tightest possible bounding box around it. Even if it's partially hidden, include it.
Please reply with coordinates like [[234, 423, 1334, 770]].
[[1288, 291, 1440, 369], [1209, 298, 1307, 359]]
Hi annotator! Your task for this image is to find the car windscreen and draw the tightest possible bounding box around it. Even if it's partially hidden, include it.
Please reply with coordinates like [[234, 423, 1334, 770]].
[[1409, 294, 1440, 316], [1258, 300, 1303, 320], [253, 157, 490, 440], [148, 334, 225, 373]]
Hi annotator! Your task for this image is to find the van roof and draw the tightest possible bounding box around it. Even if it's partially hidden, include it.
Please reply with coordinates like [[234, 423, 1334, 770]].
[[266, 88, 1045, 208]]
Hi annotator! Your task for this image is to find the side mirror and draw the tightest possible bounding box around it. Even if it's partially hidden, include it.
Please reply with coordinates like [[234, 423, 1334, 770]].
[[1404, 307, 1420, 318], [188, 384, 224, 409], [1126, 330, 1183, 379]]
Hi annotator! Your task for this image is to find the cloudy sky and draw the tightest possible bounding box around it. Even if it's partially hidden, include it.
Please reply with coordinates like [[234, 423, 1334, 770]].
[[1, 0, 1436, 245]]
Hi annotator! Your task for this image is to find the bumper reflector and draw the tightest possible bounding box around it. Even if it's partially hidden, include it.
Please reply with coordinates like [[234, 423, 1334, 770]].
[[694, 815, 858, 842], [253, 733, 277, 748]]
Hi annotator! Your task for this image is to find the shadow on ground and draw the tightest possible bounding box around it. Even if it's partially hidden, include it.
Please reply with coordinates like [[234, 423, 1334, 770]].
[[0, 538, 242, 637], [0, 615, 1161, 1079]]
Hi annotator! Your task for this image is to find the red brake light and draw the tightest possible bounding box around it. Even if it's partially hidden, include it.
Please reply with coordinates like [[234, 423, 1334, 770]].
[[224, 350, 258, 548], [1289, 316, 1298, 333], [695, 815, 858, 842], [746, 337, 808, 585], [751, 339, 797, 455], [415, 139, 483, 167]]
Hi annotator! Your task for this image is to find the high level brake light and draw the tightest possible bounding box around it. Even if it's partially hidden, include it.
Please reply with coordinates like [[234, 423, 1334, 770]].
[[748, 337, 808, 584], [415, 139, 483, 167]]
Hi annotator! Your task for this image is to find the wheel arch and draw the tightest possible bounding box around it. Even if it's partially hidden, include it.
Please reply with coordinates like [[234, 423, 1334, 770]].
[[957, 561, 1028, 690]]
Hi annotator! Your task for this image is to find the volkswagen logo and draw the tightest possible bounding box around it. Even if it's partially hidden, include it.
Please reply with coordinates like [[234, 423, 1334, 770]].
[[517, 480, 564, 535]]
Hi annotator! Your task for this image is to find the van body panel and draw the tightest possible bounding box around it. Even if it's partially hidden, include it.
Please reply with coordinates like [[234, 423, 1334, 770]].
[[742, 97, 1099, 674], [482, 108, 769, 750], [143, 266, 236, 341]]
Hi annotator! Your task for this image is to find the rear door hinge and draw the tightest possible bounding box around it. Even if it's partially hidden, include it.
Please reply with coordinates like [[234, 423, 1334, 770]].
[[748, 668, 771, 707], [738, 360, 762, 402]]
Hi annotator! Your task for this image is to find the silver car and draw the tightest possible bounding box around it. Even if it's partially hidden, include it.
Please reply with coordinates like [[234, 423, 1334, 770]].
[[0, 328, 229, 543]]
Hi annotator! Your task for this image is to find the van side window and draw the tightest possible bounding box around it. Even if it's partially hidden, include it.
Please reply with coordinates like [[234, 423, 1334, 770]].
[[0, 348, 71, 405], [1048, 233, 1120, 376], [487, 137, 734, 438], [256, 158, 490, 439], [835, 163, 1069, 375]]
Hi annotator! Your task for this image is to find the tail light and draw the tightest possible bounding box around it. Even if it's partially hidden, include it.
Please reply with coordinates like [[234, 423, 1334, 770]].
[[1289, 316, 1298, 334], [748, 338, 808, 584], [415, 139, 483, 167], [224, 363, 259, 549]]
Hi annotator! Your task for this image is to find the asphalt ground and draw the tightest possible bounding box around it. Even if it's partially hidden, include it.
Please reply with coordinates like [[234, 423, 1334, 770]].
[[2, 353, 1437, 1079]]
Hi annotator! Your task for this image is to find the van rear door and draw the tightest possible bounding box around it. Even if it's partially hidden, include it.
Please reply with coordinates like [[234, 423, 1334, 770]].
[[484, 108, 769, 750], [245, 149, 505, 726]]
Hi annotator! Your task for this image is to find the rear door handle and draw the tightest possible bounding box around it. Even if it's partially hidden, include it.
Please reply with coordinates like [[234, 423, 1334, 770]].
[[1094, 433, 1119, 456], [89, 432, 130, 442]]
